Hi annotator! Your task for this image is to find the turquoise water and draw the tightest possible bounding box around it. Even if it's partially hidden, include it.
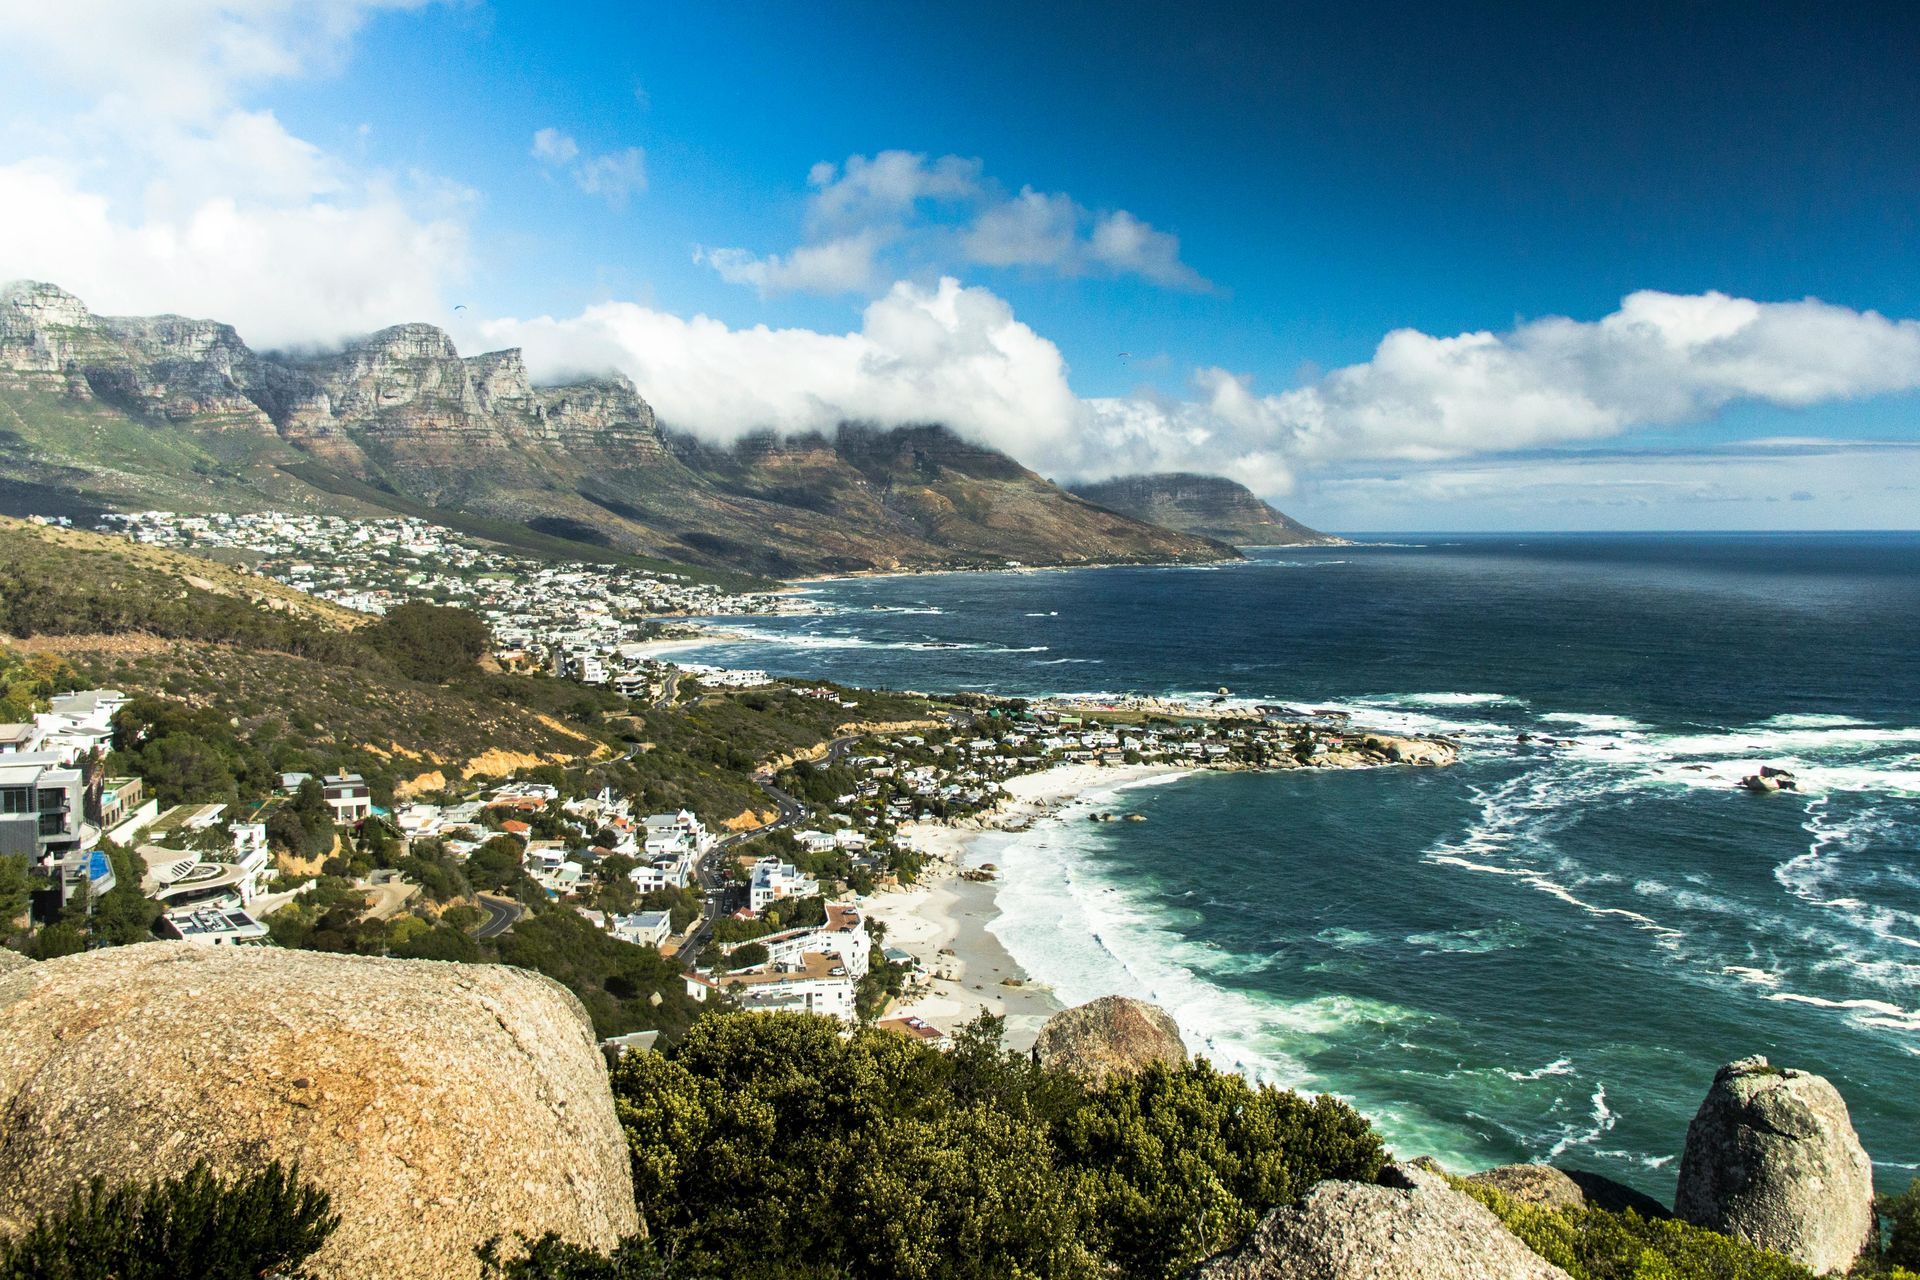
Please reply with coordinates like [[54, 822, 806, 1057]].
[[679, 534, 1920, 1198]]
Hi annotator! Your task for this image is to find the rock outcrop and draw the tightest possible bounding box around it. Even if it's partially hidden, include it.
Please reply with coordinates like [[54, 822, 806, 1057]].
[[1033, 995, 1187, 1085], [1071, 472, 1344, 546], [1463, 1163, 1670, 1218], [1674, 1055, 1874, 1274], [1186, 1163, 1572, 1279], [0, 943, 638, 1280], [1466, 1164, 1591, 1213]]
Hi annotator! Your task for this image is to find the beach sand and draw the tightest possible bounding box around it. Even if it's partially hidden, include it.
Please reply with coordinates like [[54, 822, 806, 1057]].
[[862, 762, 1197, 1051]]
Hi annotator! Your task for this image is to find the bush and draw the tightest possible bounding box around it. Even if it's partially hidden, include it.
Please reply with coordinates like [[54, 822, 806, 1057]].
[[1056, 1059, 1386, 1279], [1457, 1179, 1817, 1280], [607, 1009, 1383, 1280], [1885, 1179, 1920, 1270], [0, 1160, 337, 1280]]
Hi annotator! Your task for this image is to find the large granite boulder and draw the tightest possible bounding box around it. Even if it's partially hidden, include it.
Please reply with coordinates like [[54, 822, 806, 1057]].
[[1186, 1163, 1571, 1279], [1033, 995, 1187, 1085], [1465, 1163, 1670, 1218], [1674, 1055, 1874, 1274], [0, 943, 638, 1280], [1466, 1164, 1590, 1213]]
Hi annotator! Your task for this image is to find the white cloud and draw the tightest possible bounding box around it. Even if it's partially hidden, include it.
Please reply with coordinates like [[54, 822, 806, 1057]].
[[532, 128, 646, 209], [695, 231, 888, 296], [571, 148, 646, 209], [704, 150, 1207, 295], [481, 285, 1920, 522], [0, 0, 434, 123], [483, 276, 1084, 461], [530, 127, 580, 165], [0, 157, 466, 348], [0, 0, 468, 346], [1066, 291, 1920, 493]]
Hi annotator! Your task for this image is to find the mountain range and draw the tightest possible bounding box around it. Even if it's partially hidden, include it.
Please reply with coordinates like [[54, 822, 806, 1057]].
[[1069, 473, 1342, 546], [0, 283, 1324, 576]]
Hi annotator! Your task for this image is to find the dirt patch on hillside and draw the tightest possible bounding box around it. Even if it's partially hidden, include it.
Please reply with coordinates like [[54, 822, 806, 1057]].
[[5, 631, 176, 656], [396, 770, 449, 799], [721, 808, 777, 832]]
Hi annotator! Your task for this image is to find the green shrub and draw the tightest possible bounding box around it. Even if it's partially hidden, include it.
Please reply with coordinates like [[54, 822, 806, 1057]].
[[1057, 1059, 1386, 1279], [1456, 1179, 1817, 1280], [607, 1009, 1383, 1280], [0, 1160, 337, 1280], [1884, 1179, 1920, 1270]]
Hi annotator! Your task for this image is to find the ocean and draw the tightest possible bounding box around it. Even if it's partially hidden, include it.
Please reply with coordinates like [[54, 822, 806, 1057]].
[[674, 533, 1920, 1199]]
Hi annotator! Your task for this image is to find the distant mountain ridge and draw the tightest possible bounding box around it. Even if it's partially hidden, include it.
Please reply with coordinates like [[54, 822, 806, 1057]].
[[1071, 473, 1343, 546], [0, 282, 1232, 577]]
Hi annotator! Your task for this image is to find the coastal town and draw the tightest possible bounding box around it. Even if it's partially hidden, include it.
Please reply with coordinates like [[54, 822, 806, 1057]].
[[2, 509, 1457, 1058], [100, 509, 822, 677]]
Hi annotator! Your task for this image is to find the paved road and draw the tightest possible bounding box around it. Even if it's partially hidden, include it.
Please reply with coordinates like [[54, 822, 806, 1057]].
[[362, 880, 419, 922], [652, 668, 682, 709], [678, 775, 809, 967], [472, 893, 524, 939]]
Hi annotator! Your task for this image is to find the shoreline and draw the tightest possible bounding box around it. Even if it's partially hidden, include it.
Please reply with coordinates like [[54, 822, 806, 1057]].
[[860, 762, 1200, 1050]]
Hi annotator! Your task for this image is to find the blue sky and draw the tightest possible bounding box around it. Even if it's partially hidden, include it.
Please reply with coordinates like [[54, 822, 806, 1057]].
[[1, 1, 1917, 530]]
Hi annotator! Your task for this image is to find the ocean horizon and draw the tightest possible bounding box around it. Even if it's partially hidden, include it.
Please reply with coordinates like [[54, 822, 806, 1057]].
[[676, 532, 1920, 1201]]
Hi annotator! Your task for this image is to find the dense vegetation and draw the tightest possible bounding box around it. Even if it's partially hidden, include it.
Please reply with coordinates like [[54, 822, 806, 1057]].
[[0, 1161, 337, 1280], [1460, 1178, 1920, 1280], [602, 1011, 1385, 1280]]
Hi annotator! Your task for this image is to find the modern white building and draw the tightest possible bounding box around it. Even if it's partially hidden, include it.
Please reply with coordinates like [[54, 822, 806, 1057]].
[[321, 772, 372, 824], [158, 904, 271, 945], [738, 902, 871, 979], [688, 951, 857, 1021], [749, 857, 819, 913]]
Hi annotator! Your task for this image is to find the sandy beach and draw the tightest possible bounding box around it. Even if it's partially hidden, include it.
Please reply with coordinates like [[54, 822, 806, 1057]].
[[616, 628, 749, 661], [860, 762, 1198, 1050]]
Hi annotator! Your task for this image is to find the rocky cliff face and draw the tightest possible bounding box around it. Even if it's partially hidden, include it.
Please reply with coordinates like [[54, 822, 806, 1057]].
[[1071, 473, 1342, 546], [0, 282, 1233, 575], [1674, 1055, 1875, 1274], [1032, 995, 1188, 1084], [0, 943, 638, 1280]]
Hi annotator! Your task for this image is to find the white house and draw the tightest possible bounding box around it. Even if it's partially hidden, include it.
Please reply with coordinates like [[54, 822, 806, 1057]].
[[749, 857, 819, 913], [690, 951, 856, 1021]]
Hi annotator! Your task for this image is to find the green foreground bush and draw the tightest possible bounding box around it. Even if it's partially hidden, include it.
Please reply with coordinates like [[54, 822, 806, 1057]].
[[0, 1161, 337, 1280], [605, 1010, 1385, 1280], [1457, 1178, 1819, 1280]]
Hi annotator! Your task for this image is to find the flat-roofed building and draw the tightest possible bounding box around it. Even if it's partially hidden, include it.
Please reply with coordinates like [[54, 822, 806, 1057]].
[[158, 905, 270, 945]]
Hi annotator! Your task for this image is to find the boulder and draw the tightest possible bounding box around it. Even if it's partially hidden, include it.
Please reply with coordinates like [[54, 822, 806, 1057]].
[[1186, 1163, 1571, 1279], [0, 948, 33, 977], [1033, 995, 1186, 1085], [1674, 1055, 1874, 1274], [1465, 1163, 1670, 1218], [0, 943, 638, 1280], [1466, 1164, 1590, 1213]]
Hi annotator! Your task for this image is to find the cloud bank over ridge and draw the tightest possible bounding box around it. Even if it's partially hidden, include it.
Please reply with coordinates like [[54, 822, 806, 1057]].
[[487, 285, 1920, 498]]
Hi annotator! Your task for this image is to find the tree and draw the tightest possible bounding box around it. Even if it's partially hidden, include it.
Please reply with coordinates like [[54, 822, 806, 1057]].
[[0, 1160, 337, 1280], [363, 603, 490, 683]]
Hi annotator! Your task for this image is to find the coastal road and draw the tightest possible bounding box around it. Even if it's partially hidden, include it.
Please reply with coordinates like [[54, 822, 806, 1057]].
[[652, 669, 682, 709], [678, 775, 809, 967], [472, 893, 524, 939]]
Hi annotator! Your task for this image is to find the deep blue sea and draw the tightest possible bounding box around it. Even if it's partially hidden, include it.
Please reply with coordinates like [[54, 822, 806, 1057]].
[[678, 534, 1920, 1199]]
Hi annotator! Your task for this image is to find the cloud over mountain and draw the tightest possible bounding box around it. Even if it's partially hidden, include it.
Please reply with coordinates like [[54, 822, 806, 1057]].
[[698, 150, 1209, 296]]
